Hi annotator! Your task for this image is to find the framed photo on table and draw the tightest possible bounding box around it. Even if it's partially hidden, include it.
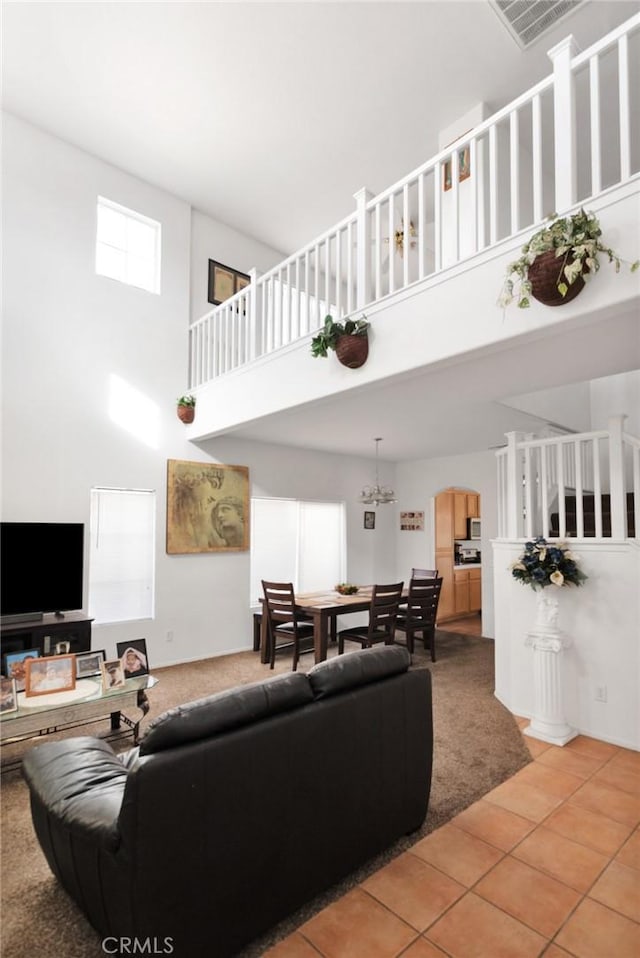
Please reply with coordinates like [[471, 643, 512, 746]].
[[207, 260, 251, 306], [0, 677, 18, 714], [25, 654, 76, 697], [101, 659, 126, 692], [3, 648, 41, 693], [75, 650, 106, 679], [116, 639, 149, 679]]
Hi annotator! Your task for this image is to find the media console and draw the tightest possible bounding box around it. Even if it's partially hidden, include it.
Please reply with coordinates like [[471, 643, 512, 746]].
[[0, 612, 93, 659]]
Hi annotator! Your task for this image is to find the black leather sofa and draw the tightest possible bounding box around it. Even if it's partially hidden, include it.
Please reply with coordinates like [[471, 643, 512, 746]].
[[22, 646, 433, 958]]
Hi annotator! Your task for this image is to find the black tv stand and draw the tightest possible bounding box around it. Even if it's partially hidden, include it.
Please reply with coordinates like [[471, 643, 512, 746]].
[[0, 613, 93, 659]]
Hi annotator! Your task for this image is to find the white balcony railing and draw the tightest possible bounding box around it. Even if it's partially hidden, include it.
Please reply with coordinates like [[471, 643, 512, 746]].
[[496, 415, 639, 540], [189, 13, 640, 389]]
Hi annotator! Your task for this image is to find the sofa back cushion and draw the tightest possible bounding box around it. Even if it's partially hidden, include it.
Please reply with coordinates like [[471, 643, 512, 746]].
[[308, 645, 410, 700], [139, 671, 313, 755]]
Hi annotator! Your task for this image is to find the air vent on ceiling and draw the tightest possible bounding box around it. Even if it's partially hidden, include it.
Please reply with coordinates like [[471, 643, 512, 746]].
[[490, 0, 587, 49]]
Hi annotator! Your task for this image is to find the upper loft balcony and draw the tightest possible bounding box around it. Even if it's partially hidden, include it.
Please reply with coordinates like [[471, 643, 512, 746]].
[[186, 15, 640, 445]]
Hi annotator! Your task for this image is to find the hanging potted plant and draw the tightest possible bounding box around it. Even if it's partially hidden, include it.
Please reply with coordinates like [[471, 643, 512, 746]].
[[176, 394, 196, 424], [499, 208, 638, 309], [310, 314, 370, 368]]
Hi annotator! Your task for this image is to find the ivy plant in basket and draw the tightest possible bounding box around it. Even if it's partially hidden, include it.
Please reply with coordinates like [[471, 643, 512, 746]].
[[499, 208, 639, 309], [310, 314, 370, 368]]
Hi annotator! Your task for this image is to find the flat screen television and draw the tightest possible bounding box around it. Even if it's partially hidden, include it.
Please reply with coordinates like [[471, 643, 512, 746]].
[[1, 522, 85, 621]]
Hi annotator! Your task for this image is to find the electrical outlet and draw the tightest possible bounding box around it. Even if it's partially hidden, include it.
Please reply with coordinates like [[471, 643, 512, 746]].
[[595, 685, 607, 703], [166, 630, 174, 643]]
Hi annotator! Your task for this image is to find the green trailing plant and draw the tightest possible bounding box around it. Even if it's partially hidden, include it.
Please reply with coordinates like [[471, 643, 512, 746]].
[[310, 314, 370, 358], [499, 208, 639, 309], [177, 394, 196, 408]]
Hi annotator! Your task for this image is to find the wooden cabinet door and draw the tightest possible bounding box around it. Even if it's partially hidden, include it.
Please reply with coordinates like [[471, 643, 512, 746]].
[[469, 568, 482, 611], [435, 491, 454, 548], [436, 551, 455, 620], [454, 569, 470, 614], [454, 493, 468, 539], [466, 494, 480, 518]]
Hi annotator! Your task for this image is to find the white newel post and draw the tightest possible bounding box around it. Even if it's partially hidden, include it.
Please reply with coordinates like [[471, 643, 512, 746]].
[[247, 268, 261, 361], [608, 414, 627, 540], [353, 187, 373, 310], [548, 35, 579, 215], [524, 590, 577, 746]]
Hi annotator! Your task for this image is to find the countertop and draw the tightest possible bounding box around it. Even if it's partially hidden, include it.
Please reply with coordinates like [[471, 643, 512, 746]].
[[454, 563, 482, 569]]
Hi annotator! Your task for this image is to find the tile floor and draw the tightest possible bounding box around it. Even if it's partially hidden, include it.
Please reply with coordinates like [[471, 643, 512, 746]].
[[265, 635, 640, 957]]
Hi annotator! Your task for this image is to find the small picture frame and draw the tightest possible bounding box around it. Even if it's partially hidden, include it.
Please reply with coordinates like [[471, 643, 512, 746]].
[[0, 676, 18, 714], [116, 639, 149, 679], [75, 649, 106, 679], [207, 259, 251, 306], [443, 145, 471, 191], [364, 511, 376, 530], [25, 654, 76, 697], [3, 648, 41, 693], [101, 659, 126, 691], [400, 511, 425, 531]]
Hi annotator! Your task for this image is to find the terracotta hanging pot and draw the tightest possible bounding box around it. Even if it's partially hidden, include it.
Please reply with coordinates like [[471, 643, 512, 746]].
[[335, 333, 369, 369], [177, 405, 195, 424], [528, 250, 589, 307]]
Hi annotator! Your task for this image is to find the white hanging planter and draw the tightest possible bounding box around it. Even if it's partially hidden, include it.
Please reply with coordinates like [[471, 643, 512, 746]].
[[524, 590, 577, 747]]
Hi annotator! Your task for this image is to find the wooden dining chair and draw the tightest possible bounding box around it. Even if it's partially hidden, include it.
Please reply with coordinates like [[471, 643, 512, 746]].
[[395, 576, 443, 662], [261, 581, 315, 671], [338, 582, 404, 654]]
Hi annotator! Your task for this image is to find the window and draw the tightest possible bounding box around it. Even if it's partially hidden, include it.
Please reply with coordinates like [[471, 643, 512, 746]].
[[95, 196, 161, 293], [250, 498, 346, 604], [88, 488, 156, 624]]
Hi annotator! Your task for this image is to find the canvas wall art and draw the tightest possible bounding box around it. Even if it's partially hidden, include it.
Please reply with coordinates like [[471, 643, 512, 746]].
[[166, 459, 250, 554]]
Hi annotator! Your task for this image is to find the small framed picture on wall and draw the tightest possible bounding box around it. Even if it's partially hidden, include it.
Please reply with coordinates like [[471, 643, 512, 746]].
[[207, 260, 251, 306], [364, 511, 376, 530]]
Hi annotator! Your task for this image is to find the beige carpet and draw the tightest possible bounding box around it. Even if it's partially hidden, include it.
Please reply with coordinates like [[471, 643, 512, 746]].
[[0, 633, 531, 958]]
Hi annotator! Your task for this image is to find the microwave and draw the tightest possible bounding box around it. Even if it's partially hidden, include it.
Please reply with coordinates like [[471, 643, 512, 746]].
[[468, 517, 481, 539]]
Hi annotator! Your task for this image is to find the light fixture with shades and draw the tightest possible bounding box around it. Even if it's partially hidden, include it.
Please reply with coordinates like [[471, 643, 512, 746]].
[[358, 437, 397, 506]]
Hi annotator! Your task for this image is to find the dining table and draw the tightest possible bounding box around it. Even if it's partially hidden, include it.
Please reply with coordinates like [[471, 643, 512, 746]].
[[259, 585, 398, 665]]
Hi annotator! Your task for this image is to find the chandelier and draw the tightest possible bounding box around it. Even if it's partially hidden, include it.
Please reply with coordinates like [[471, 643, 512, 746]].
[[358, 438, 397, 506]]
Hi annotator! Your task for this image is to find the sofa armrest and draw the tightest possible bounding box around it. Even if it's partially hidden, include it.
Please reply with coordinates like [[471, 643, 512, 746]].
[[22, 737, 128, 851]]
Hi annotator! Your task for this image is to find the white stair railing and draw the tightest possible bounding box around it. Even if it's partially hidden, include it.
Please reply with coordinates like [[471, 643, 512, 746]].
[[188, 13, 640, 390], [497, 416, 638, 540]]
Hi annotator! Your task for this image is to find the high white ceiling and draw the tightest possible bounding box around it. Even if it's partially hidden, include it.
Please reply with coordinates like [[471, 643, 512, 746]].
[[3, 1, 639, 462]]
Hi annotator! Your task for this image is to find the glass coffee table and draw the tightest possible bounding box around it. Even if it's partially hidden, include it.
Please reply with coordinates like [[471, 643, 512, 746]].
[[0, 674, 156, 757]]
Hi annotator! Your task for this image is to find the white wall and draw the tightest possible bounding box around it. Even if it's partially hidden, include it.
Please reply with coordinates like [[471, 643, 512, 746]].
[[395, 449, 498, 636], [493, 540, 640, 749], [1, 113, 398, 668]]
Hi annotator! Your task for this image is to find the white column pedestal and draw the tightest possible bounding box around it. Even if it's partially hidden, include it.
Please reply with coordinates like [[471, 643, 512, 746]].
[[524, 592, 577, 747]]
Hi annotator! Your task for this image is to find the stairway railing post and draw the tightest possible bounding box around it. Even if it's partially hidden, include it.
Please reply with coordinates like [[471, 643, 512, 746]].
[[505, 431, 523, 539], [353, 187, 373, 311], [248, 268, 262, 361], [548, 35, 579, 215], [608, 414, 627, 539]]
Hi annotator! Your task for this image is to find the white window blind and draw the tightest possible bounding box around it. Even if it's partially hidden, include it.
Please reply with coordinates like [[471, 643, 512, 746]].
[[250, 498, 346, 605], [89, 488, 156, 624], [95, 196, 161, 294]]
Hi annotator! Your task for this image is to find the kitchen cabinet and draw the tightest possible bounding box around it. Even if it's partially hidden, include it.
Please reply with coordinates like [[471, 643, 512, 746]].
[[454, 493, 468, 539], [453, 567, 482, 615], [434, 488, 481, 623]]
